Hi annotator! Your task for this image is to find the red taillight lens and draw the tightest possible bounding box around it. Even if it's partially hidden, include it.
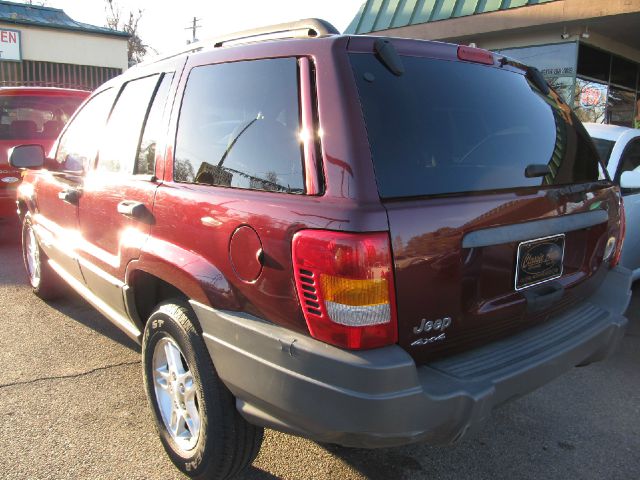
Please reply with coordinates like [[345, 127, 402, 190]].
[[292, 230, 398, 350], [457, 45, 495, 65], [611, 197, 625, 267]]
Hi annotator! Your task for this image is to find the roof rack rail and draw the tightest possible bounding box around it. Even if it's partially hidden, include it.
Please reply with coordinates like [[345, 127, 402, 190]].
[[147, 18, 339, 64]]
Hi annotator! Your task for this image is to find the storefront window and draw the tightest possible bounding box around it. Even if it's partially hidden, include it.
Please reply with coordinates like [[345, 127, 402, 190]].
[[577, 45, 611, 82], [574, 45, 640, 128], [607, 87, 636, 126], [611, 56, 637, 90]]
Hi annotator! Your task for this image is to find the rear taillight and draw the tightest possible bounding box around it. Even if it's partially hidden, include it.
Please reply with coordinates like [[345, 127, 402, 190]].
[[292, 230, 398, 350], [611, 197, 625, 267], [457, 45, 494, 65]]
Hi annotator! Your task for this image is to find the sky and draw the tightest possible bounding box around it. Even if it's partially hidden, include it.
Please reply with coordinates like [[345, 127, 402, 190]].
[[44, 0, 364, 55]]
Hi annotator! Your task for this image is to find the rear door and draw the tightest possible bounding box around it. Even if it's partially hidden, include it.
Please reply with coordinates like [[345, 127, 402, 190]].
[[350, 49, 621, 362], [76, 71, 175, 320], [31, 89, 117, 281]]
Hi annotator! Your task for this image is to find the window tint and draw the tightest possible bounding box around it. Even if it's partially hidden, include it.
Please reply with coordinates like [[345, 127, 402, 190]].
[[98, 75, 159, 174], [174, 58, 304, 193], [350, 54, 603, 198], [136, 73, 173, 175], [55, 88, 116, 172], [618, 140, 640, 181]]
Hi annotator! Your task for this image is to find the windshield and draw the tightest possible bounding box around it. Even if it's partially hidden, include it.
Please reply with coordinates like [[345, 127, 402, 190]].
[[0, 95, 85, 140], [590, 138, 615, 165], [350, 54, 605, 198]]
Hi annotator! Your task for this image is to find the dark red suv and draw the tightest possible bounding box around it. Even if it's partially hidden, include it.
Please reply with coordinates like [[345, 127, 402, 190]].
[[0, 87, 89, 220], [10, 19, 632, 480]]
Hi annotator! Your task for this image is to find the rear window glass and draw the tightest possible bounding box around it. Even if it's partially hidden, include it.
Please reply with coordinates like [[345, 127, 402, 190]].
[[0, 95, 84, 140], [350, 54, 604, 198]]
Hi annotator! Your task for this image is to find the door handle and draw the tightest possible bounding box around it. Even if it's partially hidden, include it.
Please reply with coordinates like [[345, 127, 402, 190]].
[[58, 188, 80, 204], [117, 200, 151, 222]]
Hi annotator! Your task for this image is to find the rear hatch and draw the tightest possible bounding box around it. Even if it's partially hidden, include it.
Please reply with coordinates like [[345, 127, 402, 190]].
[[349, 41, 622, 363]]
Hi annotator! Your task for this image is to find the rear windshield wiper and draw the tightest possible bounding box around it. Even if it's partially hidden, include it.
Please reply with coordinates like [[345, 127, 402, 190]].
[[499, 57, 550, 95]]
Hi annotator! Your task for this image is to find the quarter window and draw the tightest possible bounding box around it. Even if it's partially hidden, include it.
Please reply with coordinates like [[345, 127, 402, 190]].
[[55, 89, 116, 172], [135, 73, 174, 175], [174, 58, 304, 193], [98, 75, 159, 174]]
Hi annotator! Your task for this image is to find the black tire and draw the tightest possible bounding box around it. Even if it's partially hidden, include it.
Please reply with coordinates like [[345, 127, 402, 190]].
[[21, 214, 62, 300], [142, 300, 263, 479]]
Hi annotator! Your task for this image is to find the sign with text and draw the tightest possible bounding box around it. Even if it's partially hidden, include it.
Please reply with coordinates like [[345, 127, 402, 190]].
[[0, 28, 21, 61]]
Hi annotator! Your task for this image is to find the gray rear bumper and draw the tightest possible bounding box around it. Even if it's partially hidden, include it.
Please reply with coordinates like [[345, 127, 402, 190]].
[[192, 266, 631, 448]]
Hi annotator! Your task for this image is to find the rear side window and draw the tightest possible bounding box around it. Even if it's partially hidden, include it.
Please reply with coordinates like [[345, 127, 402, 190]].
[[55, 89, 116, 172], [174, 58, 304, 193], [350, 54, 604, 198], [98, 74, 160, 174]]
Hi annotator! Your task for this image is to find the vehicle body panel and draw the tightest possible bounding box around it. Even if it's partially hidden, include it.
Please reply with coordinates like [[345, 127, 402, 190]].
[[585, 123, 640, 280]]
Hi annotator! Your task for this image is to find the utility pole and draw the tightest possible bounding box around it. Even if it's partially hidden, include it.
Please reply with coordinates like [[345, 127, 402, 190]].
[[185, 17, 201, 44]]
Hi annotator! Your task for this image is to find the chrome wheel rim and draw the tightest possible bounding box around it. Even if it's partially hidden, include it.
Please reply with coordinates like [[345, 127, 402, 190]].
[[152, 336, 200, 452], [25, 224, 40, 287]]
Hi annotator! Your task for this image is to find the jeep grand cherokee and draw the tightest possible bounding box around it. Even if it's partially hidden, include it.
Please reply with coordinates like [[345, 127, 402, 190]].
[[10, 19, 632, 480]]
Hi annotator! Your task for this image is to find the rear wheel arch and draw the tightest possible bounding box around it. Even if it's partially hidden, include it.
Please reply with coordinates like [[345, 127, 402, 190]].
[[126, 268, 193, 329]]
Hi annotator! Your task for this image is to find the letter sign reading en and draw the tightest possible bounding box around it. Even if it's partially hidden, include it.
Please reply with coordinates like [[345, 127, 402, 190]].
[[0, 29, 21, 61]]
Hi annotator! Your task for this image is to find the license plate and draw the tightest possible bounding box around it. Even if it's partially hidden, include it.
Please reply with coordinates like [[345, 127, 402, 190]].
[[515, 234, 565, 291]]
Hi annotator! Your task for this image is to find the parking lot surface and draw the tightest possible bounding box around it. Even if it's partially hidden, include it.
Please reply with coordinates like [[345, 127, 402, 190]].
[[1, 222, 638, 479]]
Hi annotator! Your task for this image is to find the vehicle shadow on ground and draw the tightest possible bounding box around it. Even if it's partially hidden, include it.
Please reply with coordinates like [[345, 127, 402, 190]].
[[0, 224, 139, 351], [242, 467, 282, 479], [46, 286, 141, 352]]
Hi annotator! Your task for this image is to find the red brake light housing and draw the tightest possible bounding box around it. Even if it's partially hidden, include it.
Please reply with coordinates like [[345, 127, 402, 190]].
[[457, 45, 495, 65], [292, 230, 398, 350]]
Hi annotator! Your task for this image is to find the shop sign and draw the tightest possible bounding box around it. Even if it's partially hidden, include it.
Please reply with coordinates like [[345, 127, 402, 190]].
[[0, 28, 21, 61], [580, 86, 606, 107]]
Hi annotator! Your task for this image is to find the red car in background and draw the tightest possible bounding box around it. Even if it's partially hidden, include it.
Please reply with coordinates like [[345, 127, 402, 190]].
[[0, 87, 89, 220]]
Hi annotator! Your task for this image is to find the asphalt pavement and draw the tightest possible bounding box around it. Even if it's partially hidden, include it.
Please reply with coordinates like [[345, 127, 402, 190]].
[[1, 221, 638, 479]]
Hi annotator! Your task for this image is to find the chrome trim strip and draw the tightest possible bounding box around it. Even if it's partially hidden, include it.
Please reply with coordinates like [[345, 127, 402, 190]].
[[462, 210, 608, 248]]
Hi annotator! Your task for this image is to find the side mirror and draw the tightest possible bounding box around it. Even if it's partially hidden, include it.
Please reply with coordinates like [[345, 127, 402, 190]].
[[9, 144, 45, 169], [620, 170, 640, 189]]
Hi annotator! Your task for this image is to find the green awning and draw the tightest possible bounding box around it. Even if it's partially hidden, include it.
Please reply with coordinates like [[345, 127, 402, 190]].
[[345, 0, 557, 34]]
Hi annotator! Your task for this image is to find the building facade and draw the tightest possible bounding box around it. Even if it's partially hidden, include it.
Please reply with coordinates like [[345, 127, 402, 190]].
[[0, 1, 128, 91], [346, 0, 640, 128]]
